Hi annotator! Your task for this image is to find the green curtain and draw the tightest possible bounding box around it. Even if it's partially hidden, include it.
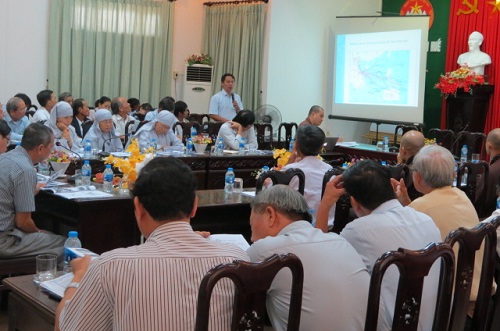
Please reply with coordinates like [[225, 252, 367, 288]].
[[203, 3, 266, 111], [48, 0, 173, 105]]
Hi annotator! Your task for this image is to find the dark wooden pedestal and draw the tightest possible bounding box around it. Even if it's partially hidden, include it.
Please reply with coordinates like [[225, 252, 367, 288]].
[[446, 85, 494, 133]]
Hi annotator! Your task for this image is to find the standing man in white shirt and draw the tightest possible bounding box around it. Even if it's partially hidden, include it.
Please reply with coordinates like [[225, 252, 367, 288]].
[[209, 73, 243, 122], [32, 90, 57, 124], [111, 97, 133, 144]]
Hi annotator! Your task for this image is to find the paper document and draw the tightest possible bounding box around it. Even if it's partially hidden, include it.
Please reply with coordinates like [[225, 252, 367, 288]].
[[209, 234, 250, 251], [66, 247, 99, 260], [241, 191, 256, 197], [336, 141, 358, 147], [55, 189, 114, 199], [39, 272, 74, 299]]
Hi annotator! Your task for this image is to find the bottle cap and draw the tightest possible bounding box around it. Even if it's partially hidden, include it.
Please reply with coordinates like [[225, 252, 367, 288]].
[[84, 160, 90, 164], [228, 167, 233, 171], [105, 164, 111, 169], [68, 231, 78, 237], [263, 166, 269, 171]]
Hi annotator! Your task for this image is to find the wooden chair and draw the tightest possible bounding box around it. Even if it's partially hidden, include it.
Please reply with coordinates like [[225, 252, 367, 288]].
[[444, 217, 500, 331], [135, 120, 150, 132], [489, 251, 500, 330], [202, 122, 224, 144], [428, 128, 455, 153], [123, 120, 136, 146], [277, 122, 298, 150], [365, 242, 455, 331], [453, 131, 486, 160], [387, 163, 410, 182], [254, 123, 273, 150], [255, 168, 305, 195], [194, 253, 304, 331], [81, 120, 93, 139], [321, 168, 353, 234], [0, 256, 37, 292], [188, 113, 210, 124], [456, 161, 489, 217], [393, 124, 421, 147], [172, 121, 202, 144]]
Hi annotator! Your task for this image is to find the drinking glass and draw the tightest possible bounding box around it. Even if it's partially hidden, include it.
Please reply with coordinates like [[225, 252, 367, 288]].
[[34, 254, 57, 284], [234, 178, 243, 193], [74, 169, 82, 186], [471, 153, 480, 163]]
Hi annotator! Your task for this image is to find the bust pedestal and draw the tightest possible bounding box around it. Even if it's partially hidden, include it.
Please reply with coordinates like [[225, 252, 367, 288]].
[[446, 85, 494, 133]]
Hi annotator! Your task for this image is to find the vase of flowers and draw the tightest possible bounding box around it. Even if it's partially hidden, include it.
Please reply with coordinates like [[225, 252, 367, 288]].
[[186, 53, 213, 66], [104, 139, 154, 184], [434, 66, 486, 98], [192, 134, 212, 155], [48, 150, 71, 175]]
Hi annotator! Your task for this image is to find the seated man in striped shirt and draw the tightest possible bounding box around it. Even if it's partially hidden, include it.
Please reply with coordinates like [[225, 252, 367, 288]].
[[56, 157, 249, 331]]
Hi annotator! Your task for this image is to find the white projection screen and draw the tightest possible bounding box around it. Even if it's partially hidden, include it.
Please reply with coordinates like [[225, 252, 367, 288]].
[[330, 16, 429, 124]]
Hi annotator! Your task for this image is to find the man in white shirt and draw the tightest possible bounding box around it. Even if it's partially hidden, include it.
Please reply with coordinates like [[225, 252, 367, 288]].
[[4, 97, 29, 141], [32, 90, 57, 124], [111, 96, 133, 143], [284, 125, 334, 227], [317, 160, 442, 331], [209, 73, 243, 122], [56, 157, 249, 331], [247, 185, 371, 331]]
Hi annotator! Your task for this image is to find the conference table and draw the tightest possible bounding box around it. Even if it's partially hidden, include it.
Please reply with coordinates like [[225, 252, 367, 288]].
[[2, 275, 57, 331], [34, 188, 255, 255]]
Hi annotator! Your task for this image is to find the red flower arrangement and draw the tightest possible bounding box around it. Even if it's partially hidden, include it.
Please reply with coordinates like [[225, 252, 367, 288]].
[[434, 66, 485, 98], [186, 53, 213, 66]]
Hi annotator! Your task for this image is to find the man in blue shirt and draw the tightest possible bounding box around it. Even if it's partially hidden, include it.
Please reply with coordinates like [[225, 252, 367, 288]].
[[209, 73, 243, 122], [4, 96, 29, 142]]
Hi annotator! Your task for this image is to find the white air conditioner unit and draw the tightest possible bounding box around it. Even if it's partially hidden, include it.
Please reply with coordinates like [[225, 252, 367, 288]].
[[182, 65, 213, 114]]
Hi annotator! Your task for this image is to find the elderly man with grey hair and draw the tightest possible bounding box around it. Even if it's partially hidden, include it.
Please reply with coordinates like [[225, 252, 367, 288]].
[[247, 184, 372, 331], [299, 105, 324, 127], [4, 96, 29, 141], [393, 144, 485, 315], [0, 123, 65, 259]]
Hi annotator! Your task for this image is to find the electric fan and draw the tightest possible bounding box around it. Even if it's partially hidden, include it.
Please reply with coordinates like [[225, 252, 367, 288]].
[[253, 104, 282, 134]]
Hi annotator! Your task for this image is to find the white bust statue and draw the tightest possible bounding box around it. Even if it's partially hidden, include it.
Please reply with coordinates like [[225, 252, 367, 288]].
[[457, 31, 491, 75]]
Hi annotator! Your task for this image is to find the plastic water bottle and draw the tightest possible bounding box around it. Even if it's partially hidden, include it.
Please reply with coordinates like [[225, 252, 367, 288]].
[[186, 138, 193, 154], [238, 138, 246, 155], [103, 164, 113, 193], [191, 126, 197, 138], [381, 161, 387, 166], [383, 136, 389, 152], [216, 138, 224, 155], [289, 138, 295, 152], [224, 167, 235, 193], [150, 138, 156, 155], [460, 145, 468, 163], [63, 231, 82, 273], [496, 185, 500, 209], [81, 160, 92, 187], [83, 139, 92, 159]]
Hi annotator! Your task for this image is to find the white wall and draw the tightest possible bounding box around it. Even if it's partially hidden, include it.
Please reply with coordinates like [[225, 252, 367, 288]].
[[0, 0, 382, 143], [264, 0, 382, 141], [0, 0, 51, 107]]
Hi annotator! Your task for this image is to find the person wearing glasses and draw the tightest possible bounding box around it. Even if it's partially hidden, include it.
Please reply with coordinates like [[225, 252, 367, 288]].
[[132, 110, 183, 151], [83, 109, 123, 153], [0, 119, 12, 153], [4, 96, 29, 142]]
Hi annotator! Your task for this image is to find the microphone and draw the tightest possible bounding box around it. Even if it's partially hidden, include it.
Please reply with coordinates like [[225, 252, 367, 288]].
[[101, 135, 123, 152], [231, 93, 235, 103]]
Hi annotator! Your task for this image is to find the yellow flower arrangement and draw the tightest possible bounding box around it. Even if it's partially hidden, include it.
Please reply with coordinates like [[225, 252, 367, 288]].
[[103, 139, 153, 182], [192, 134, 213, 145], [273, 148, 291, 170], [48, 150, 71, 163]]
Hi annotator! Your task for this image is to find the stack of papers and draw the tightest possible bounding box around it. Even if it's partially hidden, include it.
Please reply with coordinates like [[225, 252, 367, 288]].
[[336, 141, 358, 147], [209, 234, 250, 251]]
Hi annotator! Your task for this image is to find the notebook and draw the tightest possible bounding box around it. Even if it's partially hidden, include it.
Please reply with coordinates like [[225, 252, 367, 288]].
[[323, 137, 340, 152]]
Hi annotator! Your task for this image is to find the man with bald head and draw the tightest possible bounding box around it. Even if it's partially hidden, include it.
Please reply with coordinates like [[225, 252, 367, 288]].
[[397, 130, 425, 200], [299, 105, 324, 127], [477, 128, 500, 215]]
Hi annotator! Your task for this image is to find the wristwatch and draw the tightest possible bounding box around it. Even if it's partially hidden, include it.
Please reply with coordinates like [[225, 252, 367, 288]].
[[65, 282, 80, 293]]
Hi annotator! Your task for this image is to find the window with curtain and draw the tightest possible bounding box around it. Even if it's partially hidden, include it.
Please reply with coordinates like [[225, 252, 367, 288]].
[[203, 3, 267, 111], [48, 0, 174, 105]]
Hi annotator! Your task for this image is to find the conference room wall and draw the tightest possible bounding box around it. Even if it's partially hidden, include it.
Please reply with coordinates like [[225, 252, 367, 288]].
[[0, 0, 381, 142]]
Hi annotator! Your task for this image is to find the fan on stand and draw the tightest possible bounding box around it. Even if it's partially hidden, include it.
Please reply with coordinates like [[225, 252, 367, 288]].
[[253, 105, 282, 143]]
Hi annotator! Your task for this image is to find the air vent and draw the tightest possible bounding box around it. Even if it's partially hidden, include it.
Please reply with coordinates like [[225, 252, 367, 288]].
[[186, 66, 213, 82]]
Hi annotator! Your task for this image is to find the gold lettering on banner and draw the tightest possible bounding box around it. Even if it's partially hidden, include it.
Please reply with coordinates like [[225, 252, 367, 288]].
[[457, 0, 479, 15]]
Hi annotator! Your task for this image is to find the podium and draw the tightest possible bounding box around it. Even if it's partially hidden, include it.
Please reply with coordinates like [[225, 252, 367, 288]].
[[446, 85, 494, 133]]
